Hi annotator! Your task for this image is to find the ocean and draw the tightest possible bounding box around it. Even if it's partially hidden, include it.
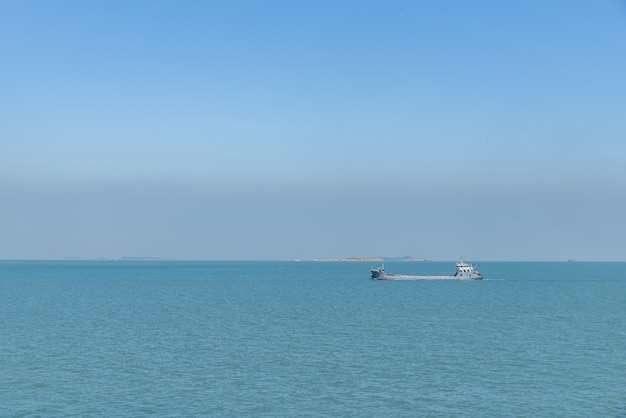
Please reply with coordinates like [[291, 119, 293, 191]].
[[1, 261, 625, 417]]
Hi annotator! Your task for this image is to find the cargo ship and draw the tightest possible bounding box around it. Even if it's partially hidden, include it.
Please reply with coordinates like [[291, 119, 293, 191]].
[[371, 260, 483, 281]]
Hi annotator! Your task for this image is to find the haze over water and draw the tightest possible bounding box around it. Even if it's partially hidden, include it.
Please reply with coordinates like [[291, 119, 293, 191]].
[[2, 1, 626, 261]]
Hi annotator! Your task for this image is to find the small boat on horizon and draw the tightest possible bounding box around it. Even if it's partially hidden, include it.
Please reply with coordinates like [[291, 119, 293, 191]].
[[371, 260, 483, 281]]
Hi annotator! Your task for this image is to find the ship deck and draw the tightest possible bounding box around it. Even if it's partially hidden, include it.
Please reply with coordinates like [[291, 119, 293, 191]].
[[374, 275, 460, 281]]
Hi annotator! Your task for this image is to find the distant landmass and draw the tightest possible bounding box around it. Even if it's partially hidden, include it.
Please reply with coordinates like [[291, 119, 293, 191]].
[[312, 256, 431, 262], [312, 257, 384, 262], [385, 255, 432, 262], [62, 256, 171, 261]]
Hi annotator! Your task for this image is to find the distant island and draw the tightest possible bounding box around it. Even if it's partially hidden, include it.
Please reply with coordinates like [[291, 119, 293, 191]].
[[312, 256, 431, 262], [62, 256, 171, 261], [313, 257, 384, 262]]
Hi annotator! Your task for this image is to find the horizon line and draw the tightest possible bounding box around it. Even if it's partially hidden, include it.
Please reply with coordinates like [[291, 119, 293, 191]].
[[0, 258, 624, 263]]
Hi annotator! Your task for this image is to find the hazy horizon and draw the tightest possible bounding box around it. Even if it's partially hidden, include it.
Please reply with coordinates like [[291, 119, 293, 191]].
[[0, 257, 621, 263], [3, 1, 626, 261]]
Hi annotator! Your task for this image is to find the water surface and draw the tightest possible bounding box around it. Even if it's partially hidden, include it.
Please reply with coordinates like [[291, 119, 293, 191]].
[[1, 261, 625, 416]]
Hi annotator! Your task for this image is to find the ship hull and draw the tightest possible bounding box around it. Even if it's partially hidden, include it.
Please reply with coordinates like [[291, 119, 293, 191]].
[[372, 275, 482, 281], [370, 260, 483, 281]]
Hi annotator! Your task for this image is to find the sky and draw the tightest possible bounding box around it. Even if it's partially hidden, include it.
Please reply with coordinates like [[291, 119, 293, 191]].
[[2, 0, 626, 261]]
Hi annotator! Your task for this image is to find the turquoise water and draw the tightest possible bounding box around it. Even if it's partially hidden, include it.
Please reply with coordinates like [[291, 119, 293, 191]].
[[1, 261, 625, 417]]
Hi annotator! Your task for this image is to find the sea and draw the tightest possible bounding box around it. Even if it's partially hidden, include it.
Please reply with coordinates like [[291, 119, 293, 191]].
[[1, 261, 625, 417]]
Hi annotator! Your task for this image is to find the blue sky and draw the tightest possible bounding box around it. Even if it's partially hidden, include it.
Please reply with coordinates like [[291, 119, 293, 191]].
[[2, 0, 626, 260]]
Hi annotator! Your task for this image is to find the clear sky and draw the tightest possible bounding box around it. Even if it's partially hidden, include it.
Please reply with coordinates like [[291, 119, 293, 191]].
[[2, 0, 626, 260]]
